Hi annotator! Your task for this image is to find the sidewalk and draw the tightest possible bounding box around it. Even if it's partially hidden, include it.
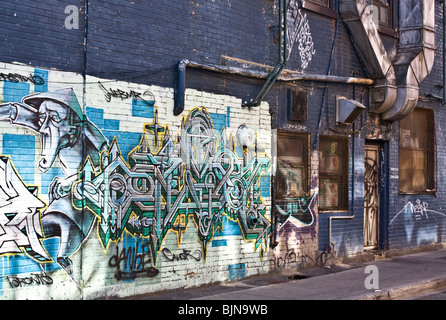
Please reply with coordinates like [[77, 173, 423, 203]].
[[126, 247, 446, 300]]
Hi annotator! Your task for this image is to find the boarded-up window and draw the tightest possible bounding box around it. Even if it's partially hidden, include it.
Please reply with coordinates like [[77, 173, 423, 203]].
[[399, 108, 436, 193], [319, 136, 349, 210], [276, 131, 310, 198], [287, 89, 307, 123]]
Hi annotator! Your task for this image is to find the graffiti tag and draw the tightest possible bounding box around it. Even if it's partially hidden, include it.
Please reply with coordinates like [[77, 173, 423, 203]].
[[0, 72, 44, 85], [99, 81, 155, 105], [3, 272, 53, 288], [108, 241, 159, 281], [161, 248, 202, 262]]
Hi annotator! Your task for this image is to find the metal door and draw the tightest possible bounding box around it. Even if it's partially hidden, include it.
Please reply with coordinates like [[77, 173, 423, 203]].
[[364, 144, 380, 249]]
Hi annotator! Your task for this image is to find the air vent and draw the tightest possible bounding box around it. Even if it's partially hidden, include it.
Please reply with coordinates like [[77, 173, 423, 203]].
[[336, 96, 366, 125]]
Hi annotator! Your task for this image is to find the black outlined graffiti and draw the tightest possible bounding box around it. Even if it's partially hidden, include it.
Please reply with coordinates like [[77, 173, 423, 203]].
[[0, 88, 108, 281], [3, 272, 53, 288], [161, 248, 202, 262], [74, 107, 271, 264], [0, 87, 271, 283], [98, 81, 155, 105], [108, 241, 159, 281], [0, 156, 49, 262], [275, 191, 317, 229], [0, 72, 45, 85]]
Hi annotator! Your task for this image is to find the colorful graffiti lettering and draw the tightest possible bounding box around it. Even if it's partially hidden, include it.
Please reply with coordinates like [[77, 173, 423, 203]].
[[0, 88, 107, 281], [73, 107, 271, 263], [0, 87, 272, 282]]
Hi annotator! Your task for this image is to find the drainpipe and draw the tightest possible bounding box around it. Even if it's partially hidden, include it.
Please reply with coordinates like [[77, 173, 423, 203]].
[[79, 0, 90, 294], [444, 0, 446, 103], [173, 0, 290, 115], [339, 0, 436, 121], [382, 0, 436, 121], [243, 0, 288, 108], [173, 59, 187, 116]]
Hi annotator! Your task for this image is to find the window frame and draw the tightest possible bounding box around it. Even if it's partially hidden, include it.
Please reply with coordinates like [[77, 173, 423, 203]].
[[303, 0, 338, 19], [398, 107, 436, 195], [370, 0, 397, 37], [318, 135, 349, 212], [275, 130, 311, 199]]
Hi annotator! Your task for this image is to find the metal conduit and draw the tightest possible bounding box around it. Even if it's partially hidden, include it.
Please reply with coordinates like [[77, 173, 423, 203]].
[[173, 59, 373, 115], [173, 0, 374, 115], [242, 0, 288, 108]]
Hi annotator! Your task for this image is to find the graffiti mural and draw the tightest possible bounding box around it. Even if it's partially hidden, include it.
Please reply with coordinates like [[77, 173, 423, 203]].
[[0, 156, 49, 262], [0, 88, 108, 281], [0, 86, 272, 284], [73, 107, 271, 263]]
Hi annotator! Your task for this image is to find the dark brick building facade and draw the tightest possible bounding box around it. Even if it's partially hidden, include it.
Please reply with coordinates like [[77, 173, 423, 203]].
[[0, 0, 444, 299]]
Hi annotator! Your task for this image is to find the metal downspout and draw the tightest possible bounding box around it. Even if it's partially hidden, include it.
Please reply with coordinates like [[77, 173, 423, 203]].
[[243, 0, 288, 108], [173, 59, 187, 116], [382, 0, 436, 120], [173, 0, 289, 115], [444, 0, 446, 103], [79, 0, 89, 293]]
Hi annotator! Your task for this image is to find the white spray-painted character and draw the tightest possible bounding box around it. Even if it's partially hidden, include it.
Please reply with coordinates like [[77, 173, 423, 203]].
[[0, 88, 108, 280]]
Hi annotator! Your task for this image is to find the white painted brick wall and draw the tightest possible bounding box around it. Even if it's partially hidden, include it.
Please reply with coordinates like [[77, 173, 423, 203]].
[[0, 62, 274, 300]]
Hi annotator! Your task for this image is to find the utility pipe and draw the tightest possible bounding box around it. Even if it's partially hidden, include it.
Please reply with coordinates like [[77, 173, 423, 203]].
[[174, 0, 293, 115], [173, 59, 373, 115], [444, 0, 446, 104], [243, 0, 288, 108]]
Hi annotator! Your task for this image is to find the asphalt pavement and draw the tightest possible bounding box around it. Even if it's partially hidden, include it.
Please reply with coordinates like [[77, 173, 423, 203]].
[[125, 246, 446, 301]]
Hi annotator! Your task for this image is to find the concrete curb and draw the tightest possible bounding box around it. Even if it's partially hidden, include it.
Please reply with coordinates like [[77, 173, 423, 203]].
[[357, 277, 446, 300]]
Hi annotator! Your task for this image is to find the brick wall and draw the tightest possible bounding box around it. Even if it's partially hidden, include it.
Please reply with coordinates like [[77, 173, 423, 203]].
[[0, 0, 279, 299], [0, 61, 273, 299], [1, 0, 446, 300]]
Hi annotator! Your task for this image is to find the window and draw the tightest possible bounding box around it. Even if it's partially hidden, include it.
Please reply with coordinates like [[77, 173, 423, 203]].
[[399, 108, 436, 194], [276, 131, 310, 198], [303, 0, 337, 18], [319, 136, 349, 211], [307, 0, 329, 6], [371, 0, 392, 27], [370, 0, 396, 36]]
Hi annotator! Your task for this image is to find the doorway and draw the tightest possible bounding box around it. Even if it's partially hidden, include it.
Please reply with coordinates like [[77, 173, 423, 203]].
[[364, 144, 380, 250]]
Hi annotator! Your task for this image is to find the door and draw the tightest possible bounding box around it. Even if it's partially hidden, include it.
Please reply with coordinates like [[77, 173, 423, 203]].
[[364, 144, 380, 250]]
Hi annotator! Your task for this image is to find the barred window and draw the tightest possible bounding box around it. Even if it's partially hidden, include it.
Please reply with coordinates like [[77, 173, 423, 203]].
[[319, 136, 349, 211], [276, 131, 310, 198], [399, 108, 436, 194]]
